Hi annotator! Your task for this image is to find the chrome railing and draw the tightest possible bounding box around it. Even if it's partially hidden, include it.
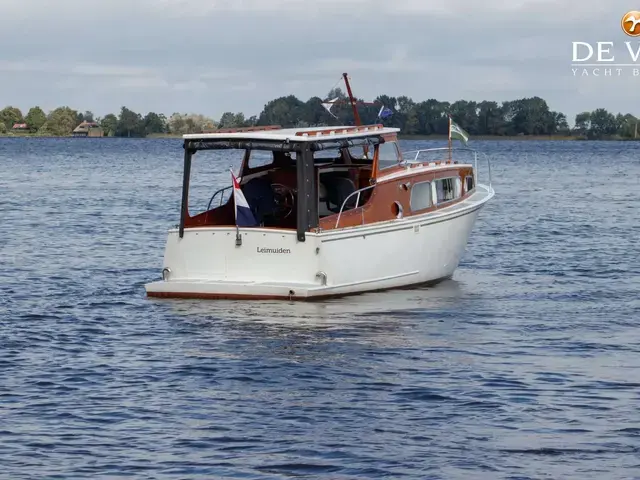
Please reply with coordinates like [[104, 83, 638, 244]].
[[401, 146, 492, 189], [482, 151, 493, 189], [401, 146, 454, 164], [207, 185, 232, 210], [334, 184, 375, 229]]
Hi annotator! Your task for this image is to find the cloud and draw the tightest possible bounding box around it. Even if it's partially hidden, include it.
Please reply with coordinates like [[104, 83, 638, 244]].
[[70, 65, 156, 77], [230, 82, 258, 92], [0, 0, 637, 123], [173, 80, 208, 92]]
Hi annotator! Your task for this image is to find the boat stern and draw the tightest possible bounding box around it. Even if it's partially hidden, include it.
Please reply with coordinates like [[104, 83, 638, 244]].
[[144, 227, 323, 299]]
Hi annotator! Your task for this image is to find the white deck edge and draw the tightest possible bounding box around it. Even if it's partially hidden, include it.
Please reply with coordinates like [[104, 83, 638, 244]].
[[182, 125, 400, 142]]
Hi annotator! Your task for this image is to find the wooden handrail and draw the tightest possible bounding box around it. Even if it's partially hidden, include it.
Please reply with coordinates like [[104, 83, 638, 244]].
[[295, 124, 385, 137], [203, 125, 282, 134]]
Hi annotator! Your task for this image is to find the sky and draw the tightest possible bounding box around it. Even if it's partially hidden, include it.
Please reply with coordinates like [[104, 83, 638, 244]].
[[1, 0, 639, 125]]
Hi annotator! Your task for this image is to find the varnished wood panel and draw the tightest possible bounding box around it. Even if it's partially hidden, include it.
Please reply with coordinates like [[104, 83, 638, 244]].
[[318, 166, 474, 231]]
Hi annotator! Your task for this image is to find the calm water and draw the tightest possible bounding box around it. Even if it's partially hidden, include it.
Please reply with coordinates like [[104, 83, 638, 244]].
[[1, 137, 639, 479]]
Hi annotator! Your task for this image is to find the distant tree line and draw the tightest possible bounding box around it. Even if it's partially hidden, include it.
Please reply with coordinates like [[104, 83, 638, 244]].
[[0, 88, 637, 139]]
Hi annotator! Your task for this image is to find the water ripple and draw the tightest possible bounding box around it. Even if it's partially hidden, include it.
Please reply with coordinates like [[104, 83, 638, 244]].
[[1, 138, 639, 479]]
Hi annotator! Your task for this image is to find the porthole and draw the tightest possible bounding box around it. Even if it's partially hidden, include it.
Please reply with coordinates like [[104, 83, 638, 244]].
[[391, 201, 403, 219]]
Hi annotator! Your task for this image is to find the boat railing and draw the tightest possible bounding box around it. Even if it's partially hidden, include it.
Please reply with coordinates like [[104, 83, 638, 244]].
[[207, 185, 232, 210], [334, 184, 375, 229], [401, 146, 492, 189]]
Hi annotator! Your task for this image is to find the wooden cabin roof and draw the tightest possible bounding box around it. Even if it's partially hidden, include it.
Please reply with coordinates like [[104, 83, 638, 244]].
[[183, 124, 400, 142]]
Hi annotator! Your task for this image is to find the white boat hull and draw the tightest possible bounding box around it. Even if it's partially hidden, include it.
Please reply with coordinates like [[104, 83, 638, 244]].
[[145, 184, 494, 300]]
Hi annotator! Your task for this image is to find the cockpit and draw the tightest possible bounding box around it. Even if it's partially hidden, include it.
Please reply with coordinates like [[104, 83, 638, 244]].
[[186, 144, 376, 230]]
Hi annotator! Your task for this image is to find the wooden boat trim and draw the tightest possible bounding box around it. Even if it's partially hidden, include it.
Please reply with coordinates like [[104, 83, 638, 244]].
[[180, 161, 478, 232], [320, 203, 485, 242], [318, 164, 475, 231]]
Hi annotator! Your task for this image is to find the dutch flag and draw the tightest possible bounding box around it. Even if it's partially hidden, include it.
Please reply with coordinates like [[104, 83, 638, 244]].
[[231, 169, 258, 227]]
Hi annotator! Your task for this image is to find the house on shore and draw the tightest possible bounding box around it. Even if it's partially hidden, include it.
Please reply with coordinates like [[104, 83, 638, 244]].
[[12, 123, 29, 133], [73, 121, 104, 137]]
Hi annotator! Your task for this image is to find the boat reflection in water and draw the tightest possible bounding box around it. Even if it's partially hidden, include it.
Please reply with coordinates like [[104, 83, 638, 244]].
[[150, 276, 492, 363]]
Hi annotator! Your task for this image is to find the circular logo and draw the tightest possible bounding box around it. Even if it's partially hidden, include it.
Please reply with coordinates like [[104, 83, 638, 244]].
[[622, 11, 640, 36]]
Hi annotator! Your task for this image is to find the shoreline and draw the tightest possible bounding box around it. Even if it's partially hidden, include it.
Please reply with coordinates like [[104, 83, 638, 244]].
[[1, 132, 638, 141], [398, 134, 580, 141]]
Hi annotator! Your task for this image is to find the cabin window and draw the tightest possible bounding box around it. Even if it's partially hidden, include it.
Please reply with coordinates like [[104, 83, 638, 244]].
[[247, 150, 274, 168], [347, 146, 372, 162], [434, 177, 461, 203], [377, 141, 401, 170], [410, 181, 432, 211], [188, 148, 245, 216], [465, 175, 475, 193], [313, 148, 344, 164]]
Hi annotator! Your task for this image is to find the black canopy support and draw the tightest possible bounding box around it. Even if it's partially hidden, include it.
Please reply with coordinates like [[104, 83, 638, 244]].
[[178, 146, 194, 238], [178, 134, 384, 241], [296, 143, 318, 242]]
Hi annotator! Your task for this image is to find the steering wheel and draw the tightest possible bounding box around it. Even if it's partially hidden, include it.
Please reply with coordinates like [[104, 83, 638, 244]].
[[270, 183, 296, 219]]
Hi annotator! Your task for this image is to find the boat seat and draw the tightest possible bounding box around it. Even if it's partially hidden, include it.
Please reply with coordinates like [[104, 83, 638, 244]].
[[323, 176, 357, 213], [241, 177, 277, 224]]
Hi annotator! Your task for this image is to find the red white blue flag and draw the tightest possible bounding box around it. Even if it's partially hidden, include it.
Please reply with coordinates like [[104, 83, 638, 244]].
[[231, 169, 257, 227]]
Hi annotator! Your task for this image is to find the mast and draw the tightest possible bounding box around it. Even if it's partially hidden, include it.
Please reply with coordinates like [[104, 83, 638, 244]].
[[341, 72, 371, 158], [342, 73, 362, 126]]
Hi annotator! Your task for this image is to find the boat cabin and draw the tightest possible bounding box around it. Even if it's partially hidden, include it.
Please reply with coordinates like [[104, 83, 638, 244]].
[[179, 124, 476, 242]]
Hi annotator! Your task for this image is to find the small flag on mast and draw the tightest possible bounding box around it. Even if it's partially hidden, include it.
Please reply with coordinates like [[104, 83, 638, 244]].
[[377, 105, 393, 119], [449, 118, 469, 145], [321, 97, 339, 119], [231, 169, 258, 227]]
